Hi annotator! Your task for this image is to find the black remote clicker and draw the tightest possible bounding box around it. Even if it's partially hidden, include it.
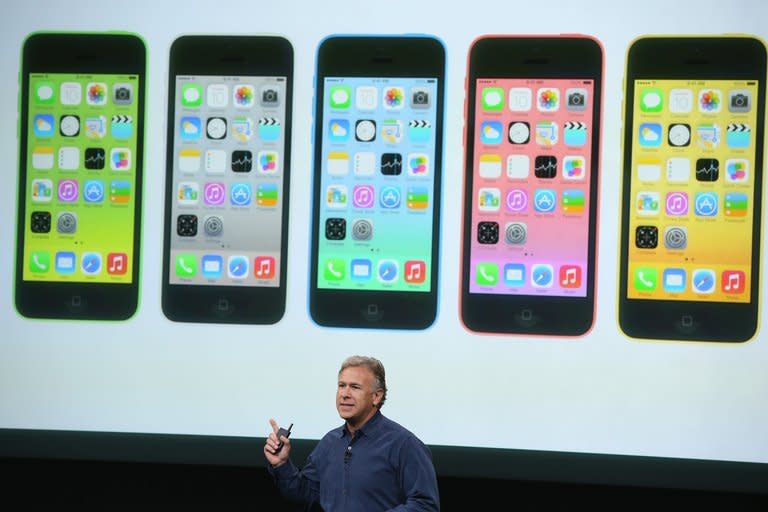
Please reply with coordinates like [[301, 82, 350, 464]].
[[275, 423, 293, 453]]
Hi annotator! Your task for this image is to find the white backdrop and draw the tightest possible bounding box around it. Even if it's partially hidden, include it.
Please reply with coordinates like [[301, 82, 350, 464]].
[[1, 0, 767, 465]]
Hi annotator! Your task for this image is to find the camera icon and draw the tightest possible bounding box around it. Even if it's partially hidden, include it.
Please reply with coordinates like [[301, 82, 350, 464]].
[[261, 86, 280, 106], [728, 90, 751, 113], [411, 87, 430, 109], [566, 88, 587, 111], [569, 93, 584, 106], [113, 83, 133, 105]]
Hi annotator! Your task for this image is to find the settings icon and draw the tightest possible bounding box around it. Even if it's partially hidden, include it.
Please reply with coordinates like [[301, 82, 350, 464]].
[[505, 222, 527, 245]]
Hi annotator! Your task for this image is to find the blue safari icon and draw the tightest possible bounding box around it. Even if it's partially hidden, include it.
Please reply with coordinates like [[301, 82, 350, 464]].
[[377, 260, 399, 283], [228, 255, 249, 279], [692, 269, 715, 294], [531, 264, 554, 288]]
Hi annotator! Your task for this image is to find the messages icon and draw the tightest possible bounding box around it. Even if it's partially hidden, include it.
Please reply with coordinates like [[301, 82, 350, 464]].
[[35, 81, 55, 104], [481, 87, 504, 111], [640, 88, 663, 112], [329, 85, 351, 109]]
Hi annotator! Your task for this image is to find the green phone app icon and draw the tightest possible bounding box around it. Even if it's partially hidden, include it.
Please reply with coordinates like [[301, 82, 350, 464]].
[[175, 254, 197, 277], [634, 267, 658, 291], [640, 88, 664, 113], [29, 251, 50, 273], [481, 87, 505, 111], [324, 258, 346, 281], [180, 83, 203, 107], [34, 81, 55, 105], [329, 85, 351, 109], [475, 262, 498, 286]]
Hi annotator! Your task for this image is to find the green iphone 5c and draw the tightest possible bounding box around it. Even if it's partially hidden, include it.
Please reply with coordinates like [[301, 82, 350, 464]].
[[15, 33, 146, 320]]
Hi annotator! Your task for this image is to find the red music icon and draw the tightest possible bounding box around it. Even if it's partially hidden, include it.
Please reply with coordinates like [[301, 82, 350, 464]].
[[254, 256, 275, 279], [559, 265, 581, 288], [721, 270, 745, 294], [107, 252, 128, 275], [404, 260, 426, 284]]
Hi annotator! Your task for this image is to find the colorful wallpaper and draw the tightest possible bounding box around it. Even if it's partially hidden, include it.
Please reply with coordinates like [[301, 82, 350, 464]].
[[628, 79, 757, 303], [469, 78, 595, 297], [169, 75, 286, 287], [23, 73, 140, 283], [317, 77, 438, 292]]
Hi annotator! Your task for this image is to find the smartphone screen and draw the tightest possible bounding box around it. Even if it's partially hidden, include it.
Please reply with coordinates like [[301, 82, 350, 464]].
[[23, 73, 140, 283], [169, 76, 286, 286], [310, 36, 445, 329], [627, 80, 757, 302], [317, 77, 437, 291], [469, 78, 595, 296]]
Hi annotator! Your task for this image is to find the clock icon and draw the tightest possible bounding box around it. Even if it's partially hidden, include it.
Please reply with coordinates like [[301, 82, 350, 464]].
[[508, 121, 530, 144], [206, 117, 227, 140], [355, 119, 376, 142], [668, 123, 691, 147], [59, 115, 80, 137]]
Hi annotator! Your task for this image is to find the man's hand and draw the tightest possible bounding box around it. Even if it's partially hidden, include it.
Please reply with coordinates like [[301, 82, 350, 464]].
[[264, 418, 291, 468]]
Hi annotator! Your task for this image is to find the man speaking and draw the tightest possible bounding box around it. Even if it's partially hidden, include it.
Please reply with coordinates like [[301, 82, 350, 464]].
[[264, 355, 439, 511]]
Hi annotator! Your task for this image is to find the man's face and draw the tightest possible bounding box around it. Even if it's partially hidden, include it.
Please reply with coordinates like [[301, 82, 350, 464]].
[[336, 366, 380, 425]]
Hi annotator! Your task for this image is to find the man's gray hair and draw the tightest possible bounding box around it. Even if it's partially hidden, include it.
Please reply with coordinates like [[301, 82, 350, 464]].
[[339, 355, 387, 408]]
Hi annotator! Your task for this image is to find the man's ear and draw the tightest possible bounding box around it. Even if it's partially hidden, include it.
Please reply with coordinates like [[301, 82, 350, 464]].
[[373, 388, 384, 407]]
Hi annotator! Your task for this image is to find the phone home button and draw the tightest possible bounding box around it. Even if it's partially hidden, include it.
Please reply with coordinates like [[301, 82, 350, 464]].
[[67, 295, 85, 312], [214, 298, 233, 317], [675, 314, 698, 334], [362, 304, 384, 322], [514, 308, 538, 327]]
